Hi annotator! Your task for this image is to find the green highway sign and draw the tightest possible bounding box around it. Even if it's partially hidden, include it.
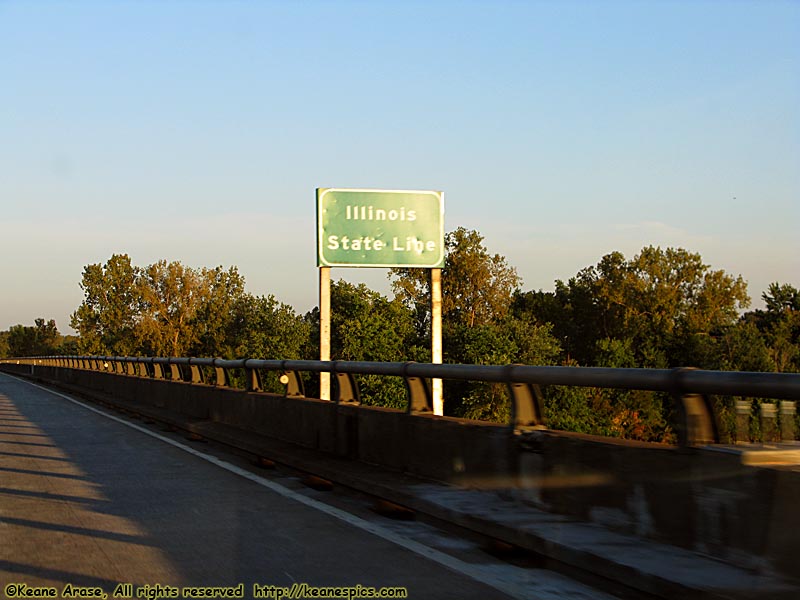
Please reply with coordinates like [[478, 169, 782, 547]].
[[317, 188, 444, 268]]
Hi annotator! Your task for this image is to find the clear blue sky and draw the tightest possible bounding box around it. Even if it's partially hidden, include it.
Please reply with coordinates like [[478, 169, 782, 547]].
[[1, 0, 798, 334]]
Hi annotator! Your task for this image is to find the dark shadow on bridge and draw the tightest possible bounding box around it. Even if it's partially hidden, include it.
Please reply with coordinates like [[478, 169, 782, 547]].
[[0, 374, 508, 600], [0, 559, 124, 590]]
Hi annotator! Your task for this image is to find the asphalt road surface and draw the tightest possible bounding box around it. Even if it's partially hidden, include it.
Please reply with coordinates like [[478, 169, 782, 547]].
[[0, 372, 617, 600]]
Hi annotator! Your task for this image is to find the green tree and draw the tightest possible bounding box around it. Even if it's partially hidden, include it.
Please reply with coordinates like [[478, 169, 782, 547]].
[[390, 227, 521, 336], [71, 255, 256, 359], [513, 247, 753, 440], [763, 283, 799, 373], [137, 260, 205, 356], [390, 227, 563, 421], [71, 254, 142, 355], [220, 293, 312, 393], [231, 294, 310, 360], [446, 317, 561, 422], [0, 330, 9, 358], [7, 318, 61, 356], [763, 282, 800, 315], [56, 335, 80, 356], [743, 282, 800, 372], [530, 247, 750, 368], [715, 320, 774, 372], [307, 280, 420, 408], [191, 266, 247, 357]]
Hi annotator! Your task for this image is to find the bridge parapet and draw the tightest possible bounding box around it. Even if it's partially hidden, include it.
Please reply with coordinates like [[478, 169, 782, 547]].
[[5, 355, 800, 445]]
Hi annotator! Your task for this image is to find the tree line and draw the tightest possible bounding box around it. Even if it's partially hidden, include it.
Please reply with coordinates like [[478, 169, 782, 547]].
[[2, 227, 797, 440]]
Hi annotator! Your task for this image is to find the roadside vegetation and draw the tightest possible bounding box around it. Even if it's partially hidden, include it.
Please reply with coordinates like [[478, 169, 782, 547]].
[[2, 228, 797, 441]]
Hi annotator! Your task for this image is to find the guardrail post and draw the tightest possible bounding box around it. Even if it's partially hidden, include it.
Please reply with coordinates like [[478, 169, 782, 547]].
[[780, 401, 797, 441], [760, 402, 779, 443], [735, 398, 751, 443], [169, 364, 181, 381], [334, 374, 360, 404], [672, 368, 719, 447], [214, 365, 229, 387], [677, 392, 719, 446], [332, 363, 359, 405], [152, 363, 164, 379], [136, 362, 149, 378], [404, 363, 432, 414], [506, 364, 546, 430], [279, 371, 305, 398], [187, 360, 203, 384], [246, 366, 262, 392], [508, 383, 546, 430]]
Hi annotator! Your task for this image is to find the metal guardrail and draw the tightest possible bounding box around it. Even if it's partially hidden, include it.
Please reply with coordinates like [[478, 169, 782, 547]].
[[2, 355, 799, 447]]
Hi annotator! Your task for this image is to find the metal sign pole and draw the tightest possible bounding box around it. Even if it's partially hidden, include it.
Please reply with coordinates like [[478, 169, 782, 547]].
[[319, 266, 331, 401], [431, 268, 443, 415]]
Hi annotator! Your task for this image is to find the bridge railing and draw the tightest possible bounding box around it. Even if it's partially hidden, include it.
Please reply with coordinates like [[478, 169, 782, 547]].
[[3, 355, 799, 447]]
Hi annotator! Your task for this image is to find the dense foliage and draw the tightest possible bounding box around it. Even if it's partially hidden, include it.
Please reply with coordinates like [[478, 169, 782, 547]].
[[2, 232, 797, 442], [513, 247, 751, 368], [5, 318, 61, 357], [389, 227, 561, 420]]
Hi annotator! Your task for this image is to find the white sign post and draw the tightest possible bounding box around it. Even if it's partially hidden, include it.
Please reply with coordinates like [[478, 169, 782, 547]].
[[317, 188, 444, 414], [319, 266, 331, 401]]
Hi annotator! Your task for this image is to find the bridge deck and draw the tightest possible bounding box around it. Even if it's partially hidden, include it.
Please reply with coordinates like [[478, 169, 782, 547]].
[[3, 371, 797, 600], [0, 373, 515, 599]]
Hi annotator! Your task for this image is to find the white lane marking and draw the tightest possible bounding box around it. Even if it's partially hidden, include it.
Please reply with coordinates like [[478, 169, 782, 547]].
[[8, 375, 538, 600]]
